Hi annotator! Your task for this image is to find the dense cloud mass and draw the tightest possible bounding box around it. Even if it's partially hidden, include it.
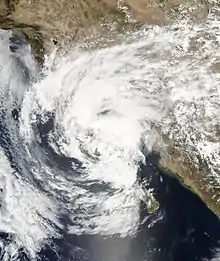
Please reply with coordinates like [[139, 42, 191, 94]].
[[1, 4, 220, 259]]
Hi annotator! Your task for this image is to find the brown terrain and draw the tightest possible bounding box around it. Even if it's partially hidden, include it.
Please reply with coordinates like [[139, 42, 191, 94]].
[[0, 0, 211, 62], [0, 0, 219, 216], [154, 131, 220, 216]]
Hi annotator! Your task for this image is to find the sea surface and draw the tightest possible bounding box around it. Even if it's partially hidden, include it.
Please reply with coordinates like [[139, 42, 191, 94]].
[[0, 15, 220, 261]]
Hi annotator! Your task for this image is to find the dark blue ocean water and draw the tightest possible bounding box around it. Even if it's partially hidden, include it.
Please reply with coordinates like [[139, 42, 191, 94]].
[[0, 33, 220, 261], [35, 153, 220, 261], [1, 149, 220, 261]]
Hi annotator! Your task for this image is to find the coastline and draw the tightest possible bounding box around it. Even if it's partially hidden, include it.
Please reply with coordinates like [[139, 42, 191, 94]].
[[0, 0, 220, 219]]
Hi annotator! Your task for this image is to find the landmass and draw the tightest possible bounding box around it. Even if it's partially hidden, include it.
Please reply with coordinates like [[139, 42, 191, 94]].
[[1, 0, 219, 216]]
